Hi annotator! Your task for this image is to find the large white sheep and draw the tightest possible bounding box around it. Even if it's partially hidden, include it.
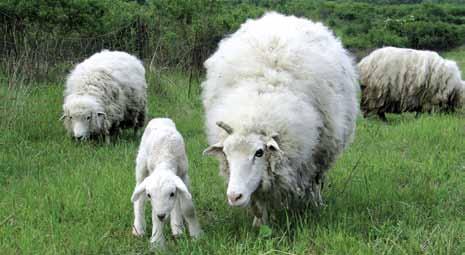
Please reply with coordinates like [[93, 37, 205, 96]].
[[202, 12, 359, 226], [358, 47, 465, 121], [131, 118, 202, 248], [61, 50, 147, 143]]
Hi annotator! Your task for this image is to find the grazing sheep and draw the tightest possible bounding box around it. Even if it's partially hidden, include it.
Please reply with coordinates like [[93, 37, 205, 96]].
[[358, 47, 465, 121], [131, 118, 202, 248], [202, 12, 359, 226], [61, 50, 147, 143]]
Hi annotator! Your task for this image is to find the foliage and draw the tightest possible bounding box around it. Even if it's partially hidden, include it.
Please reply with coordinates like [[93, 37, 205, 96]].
[[1, 0, 465, 80]]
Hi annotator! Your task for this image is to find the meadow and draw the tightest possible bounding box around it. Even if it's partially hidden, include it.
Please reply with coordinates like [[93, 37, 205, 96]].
[[1, 44, 464, 254]]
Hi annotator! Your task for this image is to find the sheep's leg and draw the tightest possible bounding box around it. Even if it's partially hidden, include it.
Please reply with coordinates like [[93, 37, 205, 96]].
[[133, 163, 148, 237], [103, 127, 111, 144], [104, 134, 110, 144], [150, 211, 166, 249], [170, 199, 184, 237], [133, 195, 146, 237], [311, 173, 325, 208], [312, 181, 324, 208], [103, 121, 111, 144], [179, 195, 202, 238], [252, 201, 268, 227], [132, 112, 140, 137], [135, 110, 146, 136], [378, 112, 387, 122], [362, 110, 369, 119], [139, 109, 146, 127]]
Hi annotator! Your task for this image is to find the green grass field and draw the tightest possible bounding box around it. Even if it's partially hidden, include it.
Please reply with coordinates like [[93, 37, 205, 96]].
[[1, 51, 464, 254]]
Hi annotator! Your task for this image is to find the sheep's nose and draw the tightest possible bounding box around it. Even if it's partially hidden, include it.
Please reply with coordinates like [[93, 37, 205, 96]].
[[157, 214, 166, 221], [227, 192, 243, 203]]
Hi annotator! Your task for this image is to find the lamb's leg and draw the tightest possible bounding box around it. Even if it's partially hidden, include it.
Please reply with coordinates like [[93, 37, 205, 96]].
[[179, 195, 202, 238], [133, 163, 148, 237], [252, 201, 268, 227], [170, 199, 184, 237], [133, 195, 146, 237], [150, 211, 166, 249]]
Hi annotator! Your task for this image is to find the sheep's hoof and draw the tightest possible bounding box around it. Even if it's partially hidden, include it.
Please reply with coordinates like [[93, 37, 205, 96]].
[[172, 231, 183, 239], [149, 239, 166, 251], [132, 225, 145, 237]]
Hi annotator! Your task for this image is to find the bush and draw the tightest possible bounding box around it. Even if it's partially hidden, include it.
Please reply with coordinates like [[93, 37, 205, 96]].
[[1, 0, 465, 81]]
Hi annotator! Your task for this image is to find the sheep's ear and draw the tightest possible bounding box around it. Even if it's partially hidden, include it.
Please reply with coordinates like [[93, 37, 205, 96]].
[[173, 176, 192, 200], [131, 180, 147, 202], [203, 142, 223, 156], [59, 114, 66, 121], [267, 134, 281, 152]]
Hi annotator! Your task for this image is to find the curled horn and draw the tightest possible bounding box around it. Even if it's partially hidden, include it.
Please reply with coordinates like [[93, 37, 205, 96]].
[[216, 121, 233, 134]]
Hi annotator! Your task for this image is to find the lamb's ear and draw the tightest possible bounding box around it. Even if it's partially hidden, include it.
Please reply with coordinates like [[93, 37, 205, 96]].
[[202, 142, 223, 156], [267, 133, 281, 152], [131, 180, 147, 202], [173, 176, 192, 200], [59, 114, 66, 121], [97, 112, 106, 119]]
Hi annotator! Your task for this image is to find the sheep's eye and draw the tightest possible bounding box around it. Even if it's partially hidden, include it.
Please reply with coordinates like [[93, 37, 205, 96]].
[[169, 192, 175, 198], [147, 193, 151, 198], [69, 116, 72, 120], [86, 116, 91, 120], [255, 149, 264, 158]]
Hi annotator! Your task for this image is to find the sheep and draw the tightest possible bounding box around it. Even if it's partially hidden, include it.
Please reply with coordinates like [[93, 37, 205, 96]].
[[358, 47, 465, 121], [61, 50, 147, 143], [202, 12, 359, 227], [131, 118, 202, 248]]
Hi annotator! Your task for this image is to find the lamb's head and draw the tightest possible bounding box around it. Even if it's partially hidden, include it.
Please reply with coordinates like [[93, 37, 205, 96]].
[[131, 171, 191, 222], [61, 95, 107, 140], [204, 121, 281, 207]]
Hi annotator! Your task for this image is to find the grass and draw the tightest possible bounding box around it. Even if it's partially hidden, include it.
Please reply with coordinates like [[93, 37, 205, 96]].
[[1, 51, 465, 254]]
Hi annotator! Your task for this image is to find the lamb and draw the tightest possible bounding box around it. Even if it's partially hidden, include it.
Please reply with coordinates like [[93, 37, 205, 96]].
[[131, 118, 202, 248], [358, 47, 465, 121], [202, 12, 359, 226], [61, 50, 147, 143]]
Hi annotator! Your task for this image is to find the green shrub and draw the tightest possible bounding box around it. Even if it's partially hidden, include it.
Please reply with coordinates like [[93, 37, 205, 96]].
[[1, 0, 465, 81]]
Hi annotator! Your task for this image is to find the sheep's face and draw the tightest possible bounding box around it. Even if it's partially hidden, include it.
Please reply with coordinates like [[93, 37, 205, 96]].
[[131, 172, 192, 222], [62, 96, 106, 140], [146, 178, 177, 221], [205, 133, 280, 207], [63, 112, 106, 140]]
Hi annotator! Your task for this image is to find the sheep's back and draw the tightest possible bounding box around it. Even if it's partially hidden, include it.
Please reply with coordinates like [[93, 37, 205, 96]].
[[359, 47, 464, 113], [65, 50, 147, 122], [203, 12, 358, 149]]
